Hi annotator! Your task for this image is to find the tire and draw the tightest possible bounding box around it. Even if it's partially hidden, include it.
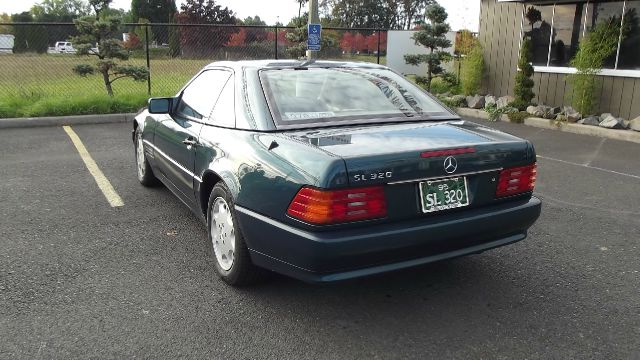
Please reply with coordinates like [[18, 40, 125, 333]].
[[134, 127, 159, 187], [207, 182, 264, 286]]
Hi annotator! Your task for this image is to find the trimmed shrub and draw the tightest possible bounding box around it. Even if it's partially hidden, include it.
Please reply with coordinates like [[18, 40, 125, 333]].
[[508, 111, 529, 123], [513, 37, 535, 110]]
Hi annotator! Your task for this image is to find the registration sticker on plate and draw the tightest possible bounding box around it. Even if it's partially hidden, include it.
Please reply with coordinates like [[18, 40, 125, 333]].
[[419, 177, 470, 213]]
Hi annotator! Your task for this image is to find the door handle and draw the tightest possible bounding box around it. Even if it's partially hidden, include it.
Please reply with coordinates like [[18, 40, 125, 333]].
[[182, 138, 198, 146]]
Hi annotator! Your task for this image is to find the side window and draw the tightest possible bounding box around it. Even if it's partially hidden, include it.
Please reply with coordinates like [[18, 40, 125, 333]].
[[176, 70, 231, 120], [209, 76, 235, 127]]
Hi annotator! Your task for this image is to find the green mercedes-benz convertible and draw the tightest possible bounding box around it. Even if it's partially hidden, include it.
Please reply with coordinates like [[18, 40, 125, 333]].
[[132, 60, 541, 286]]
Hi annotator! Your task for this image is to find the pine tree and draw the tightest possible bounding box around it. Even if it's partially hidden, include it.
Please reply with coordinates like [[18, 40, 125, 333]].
[[404, 4, 452, 91], [72, 0, 149, 97]]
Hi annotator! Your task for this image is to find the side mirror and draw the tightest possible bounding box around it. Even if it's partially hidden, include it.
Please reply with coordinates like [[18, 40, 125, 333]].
[[148, 97, 173, 114]]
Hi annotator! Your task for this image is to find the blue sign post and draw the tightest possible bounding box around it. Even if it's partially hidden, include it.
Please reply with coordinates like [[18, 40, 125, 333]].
[[307, 23, 322, 51]]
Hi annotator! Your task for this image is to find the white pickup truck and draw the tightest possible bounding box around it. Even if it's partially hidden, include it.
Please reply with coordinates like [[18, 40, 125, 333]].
[[50, 41, 76, 54]]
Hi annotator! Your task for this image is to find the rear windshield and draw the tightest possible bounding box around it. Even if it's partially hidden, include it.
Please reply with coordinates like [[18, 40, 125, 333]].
[[259, 67, 454, 127]]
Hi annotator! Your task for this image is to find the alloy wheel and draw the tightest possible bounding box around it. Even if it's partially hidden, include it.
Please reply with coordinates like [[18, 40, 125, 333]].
[[210, 197, 236, 271]]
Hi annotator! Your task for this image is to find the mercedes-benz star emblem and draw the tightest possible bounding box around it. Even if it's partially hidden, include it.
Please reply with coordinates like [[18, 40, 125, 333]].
[[443, 156, 457, 174]]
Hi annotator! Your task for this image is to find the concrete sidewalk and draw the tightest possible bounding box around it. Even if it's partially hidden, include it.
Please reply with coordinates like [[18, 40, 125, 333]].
[[456, 108, 640, 144]]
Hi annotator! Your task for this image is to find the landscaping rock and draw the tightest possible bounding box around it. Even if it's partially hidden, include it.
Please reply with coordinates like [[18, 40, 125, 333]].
[[600, 113, 613, 122], [466, 95, 485, 109], [629, 116, 640, 132], [528, 105, 554, 118], [599, 114, 626, 129], [451, 95, 466, 107], [485, 95, 497, 107], [551, 106, 561, 115], [496, 95, 515, 109], [526, 105, 543, 117], [563, 106, 582, 122], [540, 106, 556, 119], [578, 116, 600, 126]]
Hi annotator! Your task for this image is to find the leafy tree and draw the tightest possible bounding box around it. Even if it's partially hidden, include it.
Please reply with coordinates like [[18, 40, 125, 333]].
[[176, 0, 237, 58], [398, 0, 434, 30], [11, 12, 48, 54], [0, 13, 12, 34], [404, 4, 452, 91], [130, 0, 177, 43], [31, 0, 92, 19], [296, 0, 308, 18], [512, 37, 535, 109], [568, 17, 623, 115], [227, 28, 246, 46], [241, 16, 268, 44], [30, 0, 92, 48], [71, 0, 149, 97], [330, 0, 394, 29], [131, 0, 176, 22], [133, 17, 153, 48]]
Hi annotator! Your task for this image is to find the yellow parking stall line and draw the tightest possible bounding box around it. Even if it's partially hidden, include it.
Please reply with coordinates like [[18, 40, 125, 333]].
[[62, 125, 124, 207]]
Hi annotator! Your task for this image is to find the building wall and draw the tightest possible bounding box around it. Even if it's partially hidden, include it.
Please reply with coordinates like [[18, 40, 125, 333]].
[[478, 0, 522, 99], [479, 0, 640, 119]]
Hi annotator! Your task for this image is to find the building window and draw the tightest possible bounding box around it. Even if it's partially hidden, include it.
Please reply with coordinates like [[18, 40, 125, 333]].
[[617, 2, 640, 69], [585, 1, 625, 68], [523, 0, 640, 74], [549, 4, 587, 67], [523, 4, 554, 66]]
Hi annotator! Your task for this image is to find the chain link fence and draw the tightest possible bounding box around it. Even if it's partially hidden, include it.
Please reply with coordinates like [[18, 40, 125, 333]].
[[0, 22, 387, 105]]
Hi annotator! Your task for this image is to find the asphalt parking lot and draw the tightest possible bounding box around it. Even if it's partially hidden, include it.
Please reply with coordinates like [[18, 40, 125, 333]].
[[1, 119, 638, 358]]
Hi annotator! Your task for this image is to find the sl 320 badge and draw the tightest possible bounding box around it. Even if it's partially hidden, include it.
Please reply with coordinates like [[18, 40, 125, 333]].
[[353, 171, 393, 182]]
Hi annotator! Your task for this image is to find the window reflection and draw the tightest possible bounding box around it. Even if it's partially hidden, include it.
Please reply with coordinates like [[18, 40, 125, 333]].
[[549, 4, 586, 67], [521, 1, 638, 70], [617, 3, 640, 69], [584, 1, 624, 68], [524, 5, 554, 66]]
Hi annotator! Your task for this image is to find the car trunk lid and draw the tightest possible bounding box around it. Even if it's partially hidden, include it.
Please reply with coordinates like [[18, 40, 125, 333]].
[[287, 120, 533, 186]]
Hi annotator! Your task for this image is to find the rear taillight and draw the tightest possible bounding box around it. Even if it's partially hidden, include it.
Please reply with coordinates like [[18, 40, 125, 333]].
[[287, 186, 387, 225], [496, 163, 537, 198]]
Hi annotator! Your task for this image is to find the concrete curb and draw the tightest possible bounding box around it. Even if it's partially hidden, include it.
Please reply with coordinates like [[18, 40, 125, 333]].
[[455, 107, 640, 144], [0, 113, 137, 129]]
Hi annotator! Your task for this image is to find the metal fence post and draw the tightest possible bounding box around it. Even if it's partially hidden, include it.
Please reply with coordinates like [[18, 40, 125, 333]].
[[377, 31, 381, 64], [274, 24, 278, 60], [145, 24, 151, 96]]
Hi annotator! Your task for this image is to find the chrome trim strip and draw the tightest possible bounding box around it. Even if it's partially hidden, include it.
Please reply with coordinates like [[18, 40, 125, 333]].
[[615, 0, 627, 69], [143, 140, 201, 182], [546, 3, 556, 68], [386, 168, 502, 185]]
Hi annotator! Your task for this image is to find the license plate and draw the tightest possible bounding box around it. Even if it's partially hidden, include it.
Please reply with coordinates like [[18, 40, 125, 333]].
[[419, 177, 470, 213]]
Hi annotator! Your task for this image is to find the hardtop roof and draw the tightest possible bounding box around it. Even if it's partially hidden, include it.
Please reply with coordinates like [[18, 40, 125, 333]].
[[203, 59, 389, 71]]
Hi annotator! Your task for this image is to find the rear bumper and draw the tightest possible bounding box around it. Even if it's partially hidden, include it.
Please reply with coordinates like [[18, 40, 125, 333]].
[[236, 197, 541, 283]]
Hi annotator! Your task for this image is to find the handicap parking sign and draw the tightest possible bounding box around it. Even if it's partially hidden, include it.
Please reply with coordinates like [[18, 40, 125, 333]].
[[307, 24, 321, 51]]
